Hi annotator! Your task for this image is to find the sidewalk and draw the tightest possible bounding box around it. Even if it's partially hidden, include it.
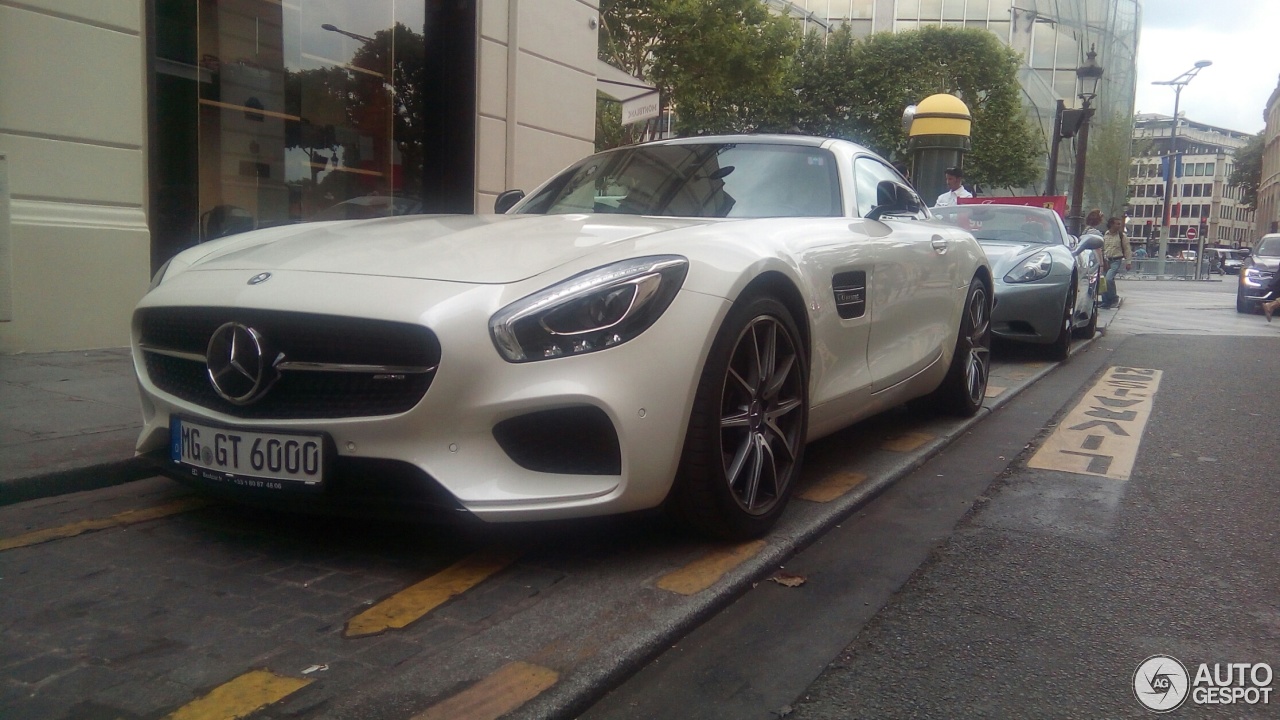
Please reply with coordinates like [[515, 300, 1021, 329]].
[[0, 348, 152, 505]]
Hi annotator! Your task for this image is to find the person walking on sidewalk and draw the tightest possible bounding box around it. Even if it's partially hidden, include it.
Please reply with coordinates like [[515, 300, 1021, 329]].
[[1100, 216, 1131, 309]]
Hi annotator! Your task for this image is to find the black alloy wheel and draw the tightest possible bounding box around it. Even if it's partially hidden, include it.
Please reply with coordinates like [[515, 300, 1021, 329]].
[[1048, 281, 1075, 361], [718, 314, 806, 517], [925, 278, 991, 416]]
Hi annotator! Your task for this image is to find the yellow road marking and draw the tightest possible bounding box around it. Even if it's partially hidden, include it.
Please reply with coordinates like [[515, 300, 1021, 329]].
[[656, 540, 766, 595], [1027, 366, 1162, 480], [165, 670, 311, 720], [344, 549, 519, 637], [880, 431, 934, 453], [0, 497, 212, 552], [412, 661, 558, 720], [984, 384, 1007, 398], [799, 471, 868, 503]]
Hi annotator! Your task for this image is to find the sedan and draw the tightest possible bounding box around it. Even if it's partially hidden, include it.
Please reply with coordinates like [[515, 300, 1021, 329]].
[[933, 204, 1102, 360], [133, 135, 992, 539], [1237, 234, 1280, 313]]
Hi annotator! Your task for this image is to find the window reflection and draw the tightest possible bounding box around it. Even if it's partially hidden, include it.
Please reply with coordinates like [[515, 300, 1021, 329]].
[[194, 0, 426, 240]]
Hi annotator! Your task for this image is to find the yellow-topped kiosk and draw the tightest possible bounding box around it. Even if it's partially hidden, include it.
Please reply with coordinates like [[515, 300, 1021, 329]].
[[906, 93, 972, 207]]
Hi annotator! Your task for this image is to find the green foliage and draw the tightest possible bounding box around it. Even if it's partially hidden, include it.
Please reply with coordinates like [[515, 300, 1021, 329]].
[[1229, 132, 1264, 209], [599, 0, 798, 139], [792, 26, 1040, 189], [596, 92, 624, 152], [597, 10, 1040, 189], [1084, 112, 1145, 219]]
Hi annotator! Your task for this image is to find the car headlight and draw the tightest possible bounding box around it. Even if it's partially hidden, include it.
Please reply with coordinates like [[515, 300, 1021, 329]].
[[1004, 251, 1053, 283], [1243, 267, 1265, 286], [147, 258, 174, 292], [490, 255, 689, 362]]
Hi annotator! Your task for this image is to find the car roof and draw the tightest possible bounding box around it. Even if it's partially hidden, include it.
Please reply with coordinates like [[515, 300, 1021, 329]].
[[635, 133, 848, 150]]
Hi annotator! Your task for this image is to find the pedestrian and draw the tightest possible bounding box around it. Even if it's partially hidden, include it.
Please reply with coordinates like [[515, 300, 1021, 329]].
[[1082, 209, 1105, 238], [932, 167, 973, 208], [1134, 245, 1147, 259], [1100, 216, 1132, 309]]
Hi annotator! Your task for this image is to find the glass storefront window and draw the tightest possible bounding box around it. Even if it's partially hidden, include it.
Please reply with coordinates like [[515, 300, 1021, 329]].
[[194, 0, 426, 240]]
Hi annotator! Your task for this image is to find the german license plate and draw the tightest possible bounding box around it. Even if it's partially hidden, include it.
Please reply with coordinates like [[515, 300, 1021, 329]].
[[170, 417, 324, 487]]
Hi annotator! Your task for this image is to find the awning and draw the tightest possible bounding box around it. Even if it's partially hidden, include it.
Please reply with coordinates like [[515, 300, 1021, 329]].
[[596, 60, 656, 102]]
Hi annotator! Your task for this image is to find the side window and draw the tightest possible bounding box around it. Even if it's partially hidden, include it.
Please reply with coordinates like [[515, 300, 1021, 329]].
[[852, 157, 920, 218]]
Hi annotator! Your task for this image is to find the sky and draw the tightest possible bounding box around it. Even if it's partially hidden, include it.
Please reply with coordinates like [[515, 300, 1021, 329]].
[[1133, 0, 1280, 134]]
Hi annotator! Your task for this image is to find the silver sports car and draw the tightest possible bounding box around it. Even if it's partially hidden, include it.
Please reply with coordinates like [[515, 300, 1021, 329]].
[[133, 135, 992, 539], [932, 204, 1102, 359]]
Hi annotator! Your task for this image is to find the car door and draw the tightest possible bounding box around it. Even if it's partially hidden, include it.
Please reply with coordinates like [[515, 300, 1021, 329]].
[[852, 156, 962, 390]]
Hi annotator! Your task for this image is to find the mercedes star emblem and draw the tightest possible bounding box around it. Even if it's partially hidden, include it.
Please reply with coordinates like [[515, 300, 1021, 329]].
[[248, 272, 272, 285], [206, 322, 277, 405]]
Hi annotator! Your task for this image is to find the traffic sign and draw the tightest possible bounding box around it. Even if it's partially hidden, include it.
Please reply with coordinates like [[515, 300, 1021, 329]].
[[1186, 226, 1197, 240]]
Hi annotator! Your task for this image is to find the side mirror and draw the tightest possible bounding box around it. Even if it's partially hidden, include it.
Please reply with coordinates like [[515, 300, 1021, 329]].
[[494, 189, 525, 214], [1073, 234, 1103, 256], [866, 181, 921, 221]]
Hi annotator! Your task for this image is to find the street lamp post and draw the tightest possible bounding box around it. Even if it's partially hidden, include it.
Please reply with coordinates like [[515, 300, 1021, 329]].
[[1154, 60, 1212, 277], [1066, 46, 1104, 237], [321, 23, 374, 43]]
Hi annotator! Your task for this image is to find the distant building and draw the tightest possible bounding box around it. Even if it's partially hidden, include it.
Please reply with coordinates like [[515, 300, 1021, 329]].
[[776, 0, 1142, 194], [1128, 114, 1255, 253], [1258, 75, 1280, 238]]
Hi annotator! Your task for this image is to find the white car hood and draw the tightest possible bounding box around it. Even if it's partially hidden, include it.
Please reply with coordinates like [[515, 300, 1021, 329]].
[[178, 214, 713, 284]]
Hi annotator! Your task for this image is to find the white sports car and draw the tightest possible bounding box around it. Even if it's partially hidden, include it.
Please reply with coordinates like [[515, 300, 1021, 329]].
[[133, 135, 992, 539]]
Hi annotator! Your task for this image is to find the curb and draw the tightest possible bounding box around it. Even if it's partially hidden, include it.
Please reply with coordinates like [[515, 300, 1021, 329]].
[[0, 457, 155, 507]]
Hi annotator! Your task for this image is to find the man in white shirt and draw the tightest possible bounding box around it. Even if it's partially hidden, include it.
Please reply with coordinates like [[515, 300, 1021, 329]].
[[933, 167, 973, 207]]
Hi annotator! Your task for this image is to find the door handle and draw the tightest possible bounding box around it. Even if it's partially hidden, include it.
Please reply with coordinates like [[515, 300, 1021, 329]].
[[931, 236, 948, 253]]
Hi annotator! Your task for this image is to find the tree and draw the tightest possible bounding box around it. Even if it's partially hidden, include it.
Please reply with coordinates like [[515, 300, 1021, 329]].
[[599, 0, 798, 143], [806, 26, 1040, 190], [1083, 112, 1147, 220], [1229, 132, 1264, 209]]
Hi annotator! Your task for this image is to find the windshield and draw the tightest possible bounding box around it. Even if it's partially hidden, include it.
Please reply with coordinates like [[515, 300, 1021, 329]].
[[931, 205, 1065, 245], [517, 143, 842, 218], [1257, 237, 1280, 257]]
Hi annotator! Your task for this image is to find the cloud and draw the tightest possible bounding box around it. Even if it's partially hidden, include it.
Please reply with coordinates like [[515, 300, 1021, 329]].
[[1134, 2, 1280, 134]]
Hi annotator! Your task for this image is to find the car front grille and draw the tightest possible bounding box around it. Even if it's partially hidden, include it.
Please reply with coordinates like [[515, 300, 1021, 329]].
[[137, 307, 440, 419]]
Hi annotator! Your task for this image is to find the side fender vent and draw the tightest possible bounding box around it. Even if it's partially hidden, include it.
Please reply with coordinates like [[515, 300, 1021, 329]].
[[832, 270, 867, 319]]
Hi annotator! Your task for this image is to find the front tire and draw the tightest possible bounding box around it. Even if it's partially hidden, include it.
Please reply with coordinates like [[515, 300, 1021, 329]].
[[1048, 282, 1075, 361], [668, 295, 808, 540]]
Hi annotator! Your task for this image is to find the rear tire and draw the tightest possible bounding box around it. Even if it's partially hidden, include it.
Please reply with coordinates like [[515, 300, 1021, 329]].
[[925, 277, 991, 417], [667, 295, 808, 540]]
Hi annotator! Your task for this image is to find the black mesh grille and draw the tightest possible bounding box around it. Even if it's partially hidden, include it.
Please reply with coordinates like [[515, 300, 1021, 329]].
[[138, 308, 439, 419]]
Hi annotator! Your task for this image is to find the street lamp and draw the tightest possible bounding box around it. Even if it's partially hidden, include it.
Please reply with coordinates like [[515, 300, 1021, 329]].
[[1153, 59, 1212, 277], [1066, 45, 1104, 236], [321, 23, 374, 43]]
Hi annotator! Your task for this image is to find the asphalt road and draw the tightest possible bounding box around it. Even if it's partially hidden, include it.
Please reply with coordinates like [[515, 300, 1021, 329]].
[[585, 278, 1280, 719]]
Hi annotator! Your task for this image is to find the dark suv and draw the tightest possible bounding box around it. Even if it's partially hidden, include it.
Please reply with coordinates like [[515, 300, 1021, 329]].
[[1237, 234, 1280, 313]]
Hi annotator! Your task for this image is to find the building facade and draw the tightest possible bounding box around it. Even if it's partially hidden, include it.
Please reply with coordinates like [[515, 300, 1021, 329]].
[[0, 0, 600, 354], [1258, 75, 1280, 238], [1127, 113, 1254, 255], [781, 0, 1142, 196]]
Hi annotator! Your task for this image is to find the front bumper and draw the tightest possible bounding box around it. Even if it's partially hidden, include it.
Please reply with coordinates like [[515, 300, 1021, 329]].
[[1240, 269, 1275, 302], [990, 280, 1069, 344], [134, 270, 730, 522]]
